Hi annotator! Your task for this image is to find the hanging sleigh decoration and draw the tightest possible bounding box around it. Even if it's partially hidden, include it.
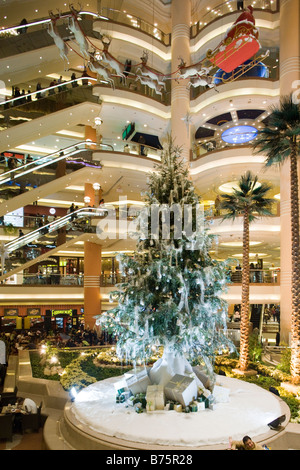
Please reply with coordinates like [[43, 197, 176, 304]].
[[206, 6, 260, 73]]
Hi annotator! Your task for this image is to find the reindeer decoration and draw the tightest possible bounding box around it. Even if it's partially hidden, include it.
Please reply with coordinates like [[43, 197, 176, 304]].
[[177, 57, 218, 91], [177, 57, 212, 80], [88, 54, 115, 89], [48, 11, 69, 67], [69, 4, 90, 60], [99, 35, 126, 83], [187, 74, 218, 92], [136, 51, 166, 88], [135, 75, 164, 97]]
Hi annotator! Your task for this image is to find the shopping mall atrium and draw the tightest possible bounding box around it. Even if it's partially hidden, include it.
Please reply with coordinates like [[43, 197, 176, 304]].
[[0, 0, 299, 451]]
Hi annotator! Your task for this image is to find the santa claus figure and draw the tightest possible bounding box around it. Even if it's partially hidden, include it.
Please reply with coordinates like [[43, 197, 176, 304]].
[[208, 5, 260, 73], [233, 5, 255, 26], [226, 5, 257, 40]]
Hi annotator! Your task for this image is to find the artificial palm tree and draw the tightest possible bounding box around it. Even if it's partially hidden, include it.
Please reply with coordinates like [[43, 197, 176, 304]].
[[252, 95, 300, 383], [219, 172, 273, 371]]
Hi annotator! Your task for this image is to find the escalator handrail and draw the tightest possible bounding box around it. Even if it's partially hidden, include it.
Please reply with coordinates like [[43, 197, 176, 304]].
[[5, 206, 108, 253], [0, 10, 103, 36], [0, 140, 96, 185], [0, 77, 98, 108]]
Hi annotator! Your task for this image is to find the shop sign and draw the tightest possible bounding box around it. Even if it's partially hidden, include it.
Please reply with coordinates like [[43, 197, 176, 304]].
[[4, 308, 19, 316], [52, 309, 73, 316], [27, 307, 41, 316]]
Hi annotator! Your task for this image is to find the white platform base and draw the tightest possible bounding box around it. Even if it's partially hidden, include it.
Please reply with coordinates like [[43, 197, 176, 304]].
[[56, 375, 290, 450]]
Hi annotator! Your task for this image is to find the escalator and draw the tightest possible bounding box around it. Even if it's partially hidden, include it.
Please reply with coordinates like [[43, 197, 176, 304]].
[[0, 140, 96, 186], [0, 140, 106, 217], [0, 85, 102, 155], [0, 11, 100, 60], [0, 206, 107, 281]]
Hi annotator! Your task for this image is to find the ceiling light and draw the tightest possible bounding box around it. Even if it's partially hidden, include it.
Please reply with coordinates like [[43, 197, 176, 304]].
[[221, 241, 262, 247], [233, 253, 269, 258]]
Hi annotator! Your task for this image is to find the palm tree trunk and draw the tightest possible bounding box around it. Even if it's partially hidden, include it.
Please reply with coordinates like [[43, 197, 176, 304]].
[[239, 210, 250, 371], [289, 144, 300, 383]]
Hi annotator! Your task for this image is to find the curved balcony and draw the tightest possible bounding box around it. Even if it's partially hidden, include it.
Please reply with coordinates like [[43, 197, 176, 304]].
[[190, 1, 279, 44]]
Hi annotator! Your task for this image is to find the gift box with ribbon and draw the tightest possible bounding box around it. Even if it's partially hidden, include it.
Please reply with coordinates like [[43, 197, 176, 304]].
[[165, 374, 197, 407], [146, 384, 165, 411], [125, 367, 151, 394]]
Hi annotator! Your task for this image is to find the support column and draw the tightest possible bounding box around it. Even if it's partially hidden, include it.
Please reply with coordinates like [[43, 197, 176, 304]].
[[279, 0, 300, 343], [171, 0, 191, 162], [84, 241, 102, 328], [84, 183, 95, 207]]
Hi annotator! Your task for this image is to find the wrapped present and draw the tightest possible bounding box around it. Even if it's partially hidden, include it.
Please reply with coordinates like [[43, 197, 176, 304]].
[[125, 367, 151, 394], [197, 393, 211, 409], [165, 374, 197, 407], [146, 402, 155, 412], [198, 386, 211, 400], [189, 402, 198, 412], [114, 377, 130, 395], [127, 396, 135, 407], [197, 401, 205, 411], [192, 366, 212, 390], [146, 384, 165, 411], [116, 390, 132, 403], [212, 384, 230, 403], [135, 403, 144, 413], [133, 393, 146, 408], [167, 400, 175, 410], [116, 394, 125, 404], [174, 403, 182, 412]]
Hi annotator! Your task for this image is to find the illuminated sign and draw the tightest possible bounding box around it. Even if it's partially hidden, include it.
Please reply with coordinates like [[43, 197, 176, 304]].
[[221, 125, 257, 144], [4, 308, 19, 316], [27, 308, 41, 316], [52, 309, 73, 316], [122, 122, 135, 141]]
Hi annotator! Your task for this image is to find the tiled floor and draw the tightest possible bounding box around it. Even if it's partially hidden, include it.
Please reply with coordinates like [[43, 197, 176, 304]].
[[0, 429, 44, 450]]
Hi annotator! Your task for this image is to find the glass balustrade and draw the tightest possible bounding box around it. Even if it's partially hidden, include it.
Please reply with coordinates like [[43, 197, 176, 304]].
[[0, 141, 97, 186], [0, 207, 107, 276], [190, 0, 279, 38], [230, 268, 280, 284], [0, 81, 99, 131], [14, 269, 280, 286]]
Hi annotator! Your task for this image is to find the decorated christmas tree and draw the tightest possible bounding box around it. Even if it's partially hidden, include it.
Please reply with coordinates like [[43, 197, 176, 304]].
[[96, 140, 234, 386]]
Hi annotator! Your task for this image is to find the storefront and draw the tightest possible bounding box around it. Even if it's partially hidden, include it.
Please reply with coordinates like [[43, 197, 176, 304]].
[[0, 304, 82, 333], [1, 308, 22, 331], [24, 307, 44, 330], [44, 308, 79, 333]]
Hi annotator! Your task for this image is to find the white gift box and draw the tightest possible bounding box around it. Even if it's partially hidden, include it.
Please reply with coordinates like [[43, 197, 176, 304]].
[[146, 384, 165, 411], [114, 377, 129, 394], [197, 402, 206, 411], [125, 367, 151, 394], [212, 384, 230, 403], [165, 374, 197, 407], [192, 366, 212, 390]]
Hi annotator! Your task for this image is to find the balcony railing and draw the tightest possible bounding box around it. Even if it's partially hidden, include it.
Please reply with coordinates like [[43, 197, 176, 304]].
[[190, 0, 279, 38], [230, 268, 280, 284], [4, 269, 279, 287]]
